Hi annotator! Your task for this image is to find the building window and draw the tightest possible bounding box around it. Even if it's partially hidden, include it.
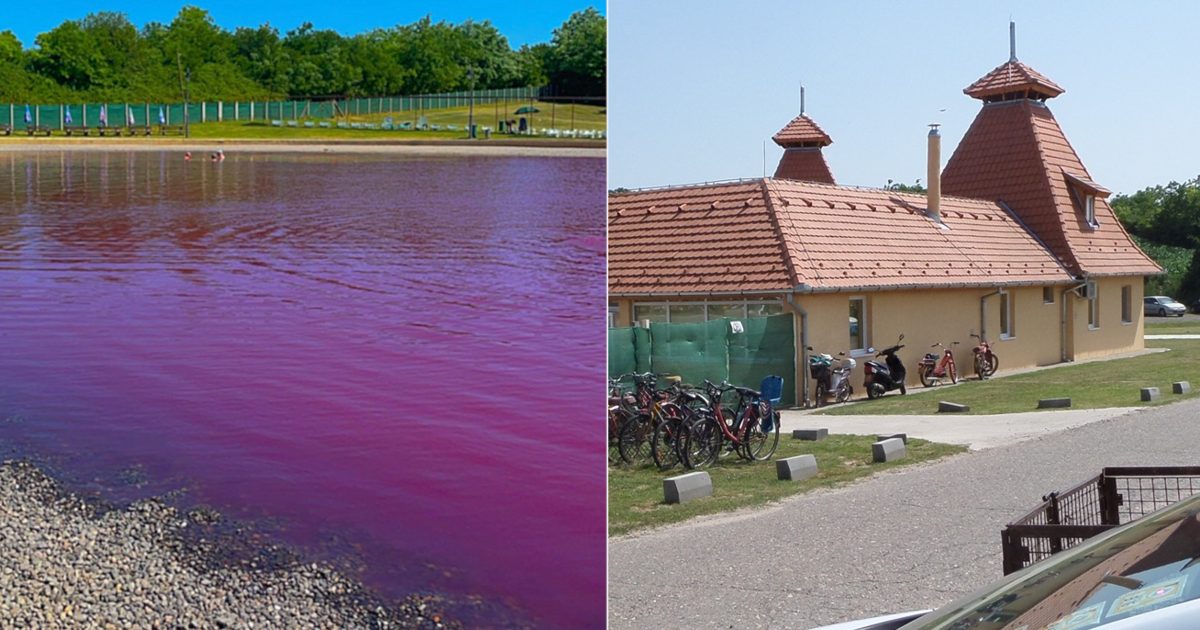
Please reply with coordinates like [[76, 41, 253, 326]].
[[1088, 292, 1100, 329], [1000, 291, 1014, 339], [1121, 285, 1132, 324], [1085, 195, 1096, 227], [1043, 287, 1054, 304], [668, 303, 705, 323], [707, 303, 746, 320], [849, 297, 867, 352], [633, 303, 668, 324], [608, 303, 619, 328], [747, 302, 784, 318]]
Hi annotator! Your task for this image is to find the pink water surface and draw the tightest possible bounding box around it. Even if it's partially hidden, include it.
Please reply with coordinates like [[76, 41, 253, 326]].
[[0, 151, 606, 628]]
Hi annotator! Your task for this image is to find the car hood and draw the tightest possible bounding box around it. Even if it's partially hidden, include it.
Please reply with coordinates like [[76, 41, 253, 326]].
[[805, 610, 929, 630]]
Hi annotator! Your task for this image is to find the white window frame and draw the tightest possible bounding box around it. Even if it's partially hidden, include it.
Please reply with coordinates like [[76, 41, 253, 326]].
[[1084, 194, 1097, 227], [1088, 291, 1100, 330], [848, 296, 869, 356], [999, 290, 1015, 340], [631, 299, 785, 324]]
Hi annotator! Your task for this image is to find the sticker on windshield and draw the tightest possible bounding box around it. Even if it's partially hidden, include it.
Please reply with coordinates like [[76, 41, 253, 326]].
[[1108, 575, 1187, 618], [1045, 602, 1104, 630]]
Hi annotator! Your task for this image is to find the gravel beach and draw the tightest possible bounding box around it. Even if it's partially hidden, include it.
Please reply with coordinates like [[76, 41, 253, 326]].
[[0, 459, 465, 629]]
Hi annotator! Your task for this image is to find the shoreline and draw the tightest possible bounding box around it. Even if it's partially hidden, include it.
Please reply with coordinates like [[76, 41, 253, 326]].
[[0, 458, 471, 628], [0, 138, 605, 158]]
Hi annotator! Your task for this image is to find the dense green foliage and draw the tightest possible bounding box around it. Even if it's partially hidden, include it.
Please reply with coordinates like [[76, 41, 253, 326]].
[[0, 6, 605, 102], [1112, 177, 1200, 303]]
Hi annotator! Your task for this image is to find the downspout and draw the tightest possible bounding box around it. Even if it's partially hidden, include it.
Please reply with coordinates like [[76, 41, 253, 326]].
[[979, 289, 1001, 341], [785, 293, 809, 408], [1061, 277, 1090, 363]]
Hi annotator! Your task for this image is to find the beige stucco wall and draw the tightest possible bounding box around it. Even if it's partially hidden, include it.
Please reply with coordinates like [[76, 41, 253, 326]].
[[794, 286, 1064, 393], [610, 278, 1149, 404], [1069, 276, 1145, 362]]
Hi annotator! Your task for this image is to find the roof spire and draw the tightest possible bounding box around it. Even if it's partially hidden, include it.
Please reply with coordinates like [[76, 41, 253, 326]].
[[800, 83, 806, 115], [1009, 21, 1017, 61]]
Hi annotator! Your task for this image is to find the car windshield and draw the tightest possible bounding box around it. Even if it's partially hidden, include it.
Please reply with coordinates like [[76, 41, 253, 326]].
[[902, 492, 1200, 629]]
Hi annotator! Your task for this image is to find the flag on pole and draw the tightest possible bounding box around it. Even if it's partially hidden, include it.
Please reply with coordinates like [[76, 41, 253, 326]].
[[64, 107, 73, 125], [158, 106, 166, 125], [24, 104, 31, 125], [99, 105, 107, 127]]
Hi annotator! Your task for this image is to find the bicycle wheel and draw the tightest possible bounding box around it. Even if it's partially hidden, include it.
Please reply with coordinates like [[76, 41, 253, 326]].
[[617, 413, 652, 466], [814, 381, 829, 407], [682, 414, 722, 469], [650, 411, 683, 471], [919, 365, 934, 387], [975, 354, 988, 380], [948, 361, 958, 384], [609, 407, 633, 465], [835, 382, 851, 404], [742, 404, 780, 461], [984, 354, 999, 377]]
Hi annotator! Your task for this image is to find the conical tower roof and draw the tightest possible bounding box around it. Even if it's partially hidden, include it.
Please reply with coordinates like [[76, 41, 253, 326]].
[[772, 114, 832, 147], [964, 59, 1065, 101]]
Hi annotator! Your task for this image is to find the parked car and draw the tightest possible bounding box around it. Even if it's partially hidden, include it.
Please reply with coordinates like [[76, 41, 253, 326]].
[[1144, 295, 1186, 317], [809, 489, 1200, 629], [1192, 298, 1200, 314]]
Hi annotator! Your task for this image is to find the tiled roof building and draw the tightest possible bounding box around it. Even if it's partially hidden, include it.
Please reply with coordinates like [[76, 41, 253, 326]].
[[609, 36, 1162, 402]]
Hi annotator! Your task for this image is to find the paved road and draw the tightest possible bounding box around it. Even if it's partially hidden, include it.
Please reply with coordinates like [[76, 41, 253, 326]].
[[608, 398, 1200, 629]]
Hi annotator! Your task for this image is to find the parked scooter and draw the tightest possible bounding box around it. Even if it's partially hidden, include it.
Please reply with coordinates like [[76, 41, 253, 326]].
[[864, 334, 907, 399], [970, 331, 999, 380], [807, 347, 856, 406]]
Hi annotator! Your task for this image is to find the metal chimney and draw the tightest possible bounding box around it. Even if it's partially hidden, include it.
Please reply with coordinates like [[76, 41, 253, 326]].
[[928, 124, 941, 221]]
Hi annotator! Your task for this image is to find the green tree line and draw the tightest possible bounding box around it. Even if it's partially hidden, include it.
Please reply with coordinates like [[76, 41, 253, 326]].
[[0, 6, 605, 103], [1111, 177, 1200, 303]]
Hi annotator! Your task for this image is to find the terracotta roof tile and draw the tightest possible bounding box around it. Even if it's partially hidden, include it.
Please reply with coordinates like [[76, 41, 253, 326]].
[[942, 99, 1161, 277], [773, 148, 835, 184], [608, 178, 1074, 296], [772, 114, 832, 147], [964, 60, 1065, 100]]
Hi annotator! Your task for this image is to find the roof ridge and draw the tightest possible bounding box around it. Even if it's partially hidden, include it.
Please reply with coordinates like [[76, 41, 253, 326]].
[[610, 178, 765, 195], [768, 177, 1004, 206], [760, 179, 812, 288]]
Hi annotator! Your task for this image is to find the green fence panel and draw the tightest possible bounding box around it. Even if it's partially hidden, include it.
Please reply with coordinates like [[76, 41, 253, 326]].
[[633, 326, 652, 373], [608, 328, 637, 379], [649, 319, 729, 387], [728, 314, 796, 407]]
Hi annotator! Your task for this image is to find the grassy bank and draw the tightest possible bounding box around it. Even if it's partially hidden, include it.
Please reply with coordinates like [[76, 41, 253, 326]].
[[1145, 318, 1200, 335], [817, 339, 1200, 415], [608, 435, 965, 536]]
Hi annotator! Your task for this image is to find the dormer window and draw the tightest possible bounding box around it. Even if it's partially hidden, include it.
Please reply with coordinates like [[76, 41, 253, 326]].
[[1063, 170, 1109, 230]]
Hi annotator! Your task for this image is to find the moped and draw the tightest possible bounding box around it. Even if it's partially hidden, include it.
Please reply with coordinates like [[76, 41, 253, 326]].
[[917, 341, 959, 387], [864, 334, 907, 399], [808, 347, 856, 406], [970, 332, 999, 380]]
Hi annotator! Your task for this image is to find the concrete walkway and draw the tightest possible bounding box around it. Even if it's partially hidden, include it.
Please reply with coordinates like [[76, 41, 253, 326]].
[[779, 407, 1140, 450], [1145, 334, 1200, 339], [609, 398, 1200, 629]]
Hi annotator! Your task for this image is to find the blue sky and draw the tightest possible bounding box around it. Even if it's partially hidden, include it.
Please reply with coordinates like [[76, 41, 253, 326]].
[[6, 1, 602, 49], [609, 1, 1200, 196]]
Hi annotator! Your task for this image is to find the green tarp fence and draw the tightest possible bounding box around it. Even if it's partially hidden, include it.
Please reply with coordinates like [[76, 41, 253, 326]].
[[608, 314, 795, 407], [0, 86, 544, 130]]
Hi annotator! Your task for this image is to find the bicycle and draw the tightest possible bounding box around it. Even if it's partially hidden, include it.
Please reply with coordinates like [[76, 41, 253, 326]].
[[917, 341, 959, 387], [649, 380, 707, 471], [683, 377, 782, 468], [608, 374, 639, 465]]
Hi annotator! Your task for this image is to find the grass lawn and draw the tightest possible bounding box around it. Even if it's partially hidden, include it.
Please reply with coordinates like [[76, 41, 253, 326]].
[[816, 339, 1200, 415], [608, 435, 966, 536], [1145, 318, 1200, 335]]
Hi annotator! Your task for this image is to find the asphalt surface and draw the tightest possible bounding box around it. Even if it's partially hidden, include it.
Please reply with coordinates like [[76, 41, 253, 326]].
[[607, 397, 1200, 629]]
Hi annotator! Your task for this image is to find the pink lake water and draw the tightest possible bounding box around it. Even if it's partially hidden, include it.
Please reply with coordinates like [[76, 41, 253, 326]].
[[0, 151, 605, 628]]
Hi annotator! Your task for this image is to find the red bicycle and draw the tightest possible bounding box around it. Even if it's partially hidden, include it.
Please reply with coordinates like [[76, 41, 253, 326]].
[[918, 341, 959, 387]]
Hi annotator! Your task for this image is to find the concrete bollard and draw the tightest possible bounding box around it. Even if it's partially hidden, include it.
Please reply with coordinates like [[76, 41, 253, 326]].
[[663, 471, 712, 504], [1141, 387, 1161, 402], [1174, 381, 1192, 395], [877, 433, 908, 444], [776, 455, 818, 481], [938, 401, 969, 413], [792, 428, 828, 441], [872, 437, 907, 463], [1038, 398, 1072, 409]]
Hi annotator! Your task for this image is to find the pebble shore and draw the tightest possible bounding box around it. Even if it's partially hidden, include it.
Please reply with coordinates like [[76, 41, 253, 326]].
[[0, 459, 463, 629]]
